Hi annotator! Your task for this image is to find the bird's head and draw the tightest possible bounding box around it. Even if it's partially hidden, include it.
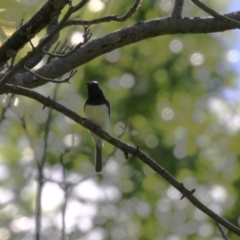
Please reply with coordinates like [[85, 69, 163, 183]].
[[87, 81, 100, 89], [87, 81, 104, 98]]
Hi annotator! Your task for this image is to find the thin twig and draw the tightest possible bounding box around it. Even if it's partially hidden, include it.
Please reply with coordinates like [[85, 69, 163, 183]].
[[0, 94, 15, 124], [61, 186, 69, 240], [35, 85, 57, 240], [23, 65, 77, 84], [43, 46, 74, 58], [216, 221, 229, 240], [191, 0, 240, 28], [43, 26, 91, 58], [46, 41, 61, 63], [64, 0, 141, 27], [19, 116, 39, 163], [29, 39, 35, 50], [71, 0, 89, 12], [2, 84, 240, 237], [9, 54, 17, 70], [59, 144, 74, 240], [45, 38, 72, 64]]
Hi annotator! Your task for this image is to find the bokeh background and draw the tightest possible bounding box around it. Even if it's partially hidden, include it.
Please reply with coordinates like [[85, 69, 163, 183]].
[[1, 0, 240, 239]]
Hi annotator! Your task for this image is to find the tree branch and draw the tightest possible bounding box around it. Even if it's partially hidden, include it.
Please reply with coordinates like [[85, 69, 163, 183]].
[[1, 83, 240, 237], [0, 0, 70, 67], [3, 11, 240, 89]]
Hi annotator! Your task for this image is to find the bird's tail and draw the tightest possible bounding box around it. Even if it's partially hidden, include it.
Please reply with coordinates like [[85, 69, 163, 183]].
[[95, 146, 102, 173]]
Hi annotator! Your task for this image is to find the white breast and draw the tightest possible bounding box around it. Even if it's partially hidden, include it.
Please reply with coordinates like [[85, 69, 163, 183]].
[[85, 104, 110, 131]]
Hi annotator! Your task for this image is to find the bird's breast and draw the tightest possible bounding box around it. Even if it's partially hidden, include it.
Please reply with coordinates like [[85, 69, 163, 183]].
[[85, 104, 110, 131]]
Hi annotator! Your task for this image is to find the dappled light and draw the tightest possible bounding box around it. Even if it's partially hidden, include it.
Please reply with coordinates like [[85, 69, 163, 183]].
[[70, 31, 84, 46], [189, 52, 205, 66], [105, 50, 120, 63], [159, 0, 173, 12], [169, 39, 183, 54], [0, 228, 10, 239], [145, 134, 159, 148], [11, 216, 33, 233], [226, 49, 240, 63], [63, 133, 81, 148], [160, 107, 175, 121], [88, 0, 105, 12], [119, 73, 135, 89]]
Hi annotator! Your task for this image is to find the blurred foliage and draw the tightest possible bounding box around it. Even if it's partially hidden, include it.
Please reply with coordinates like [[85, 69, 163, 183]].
[[0, 0, 240, 240]]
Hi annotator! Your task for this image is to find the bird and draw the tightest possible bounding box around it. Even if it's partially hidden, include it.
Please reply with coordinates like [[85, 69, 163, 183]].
[[84, 81, 110, 173]]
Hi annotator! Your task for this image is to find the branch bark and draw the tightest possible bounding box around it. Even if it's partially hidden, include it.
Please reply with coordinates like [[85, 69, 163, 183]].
[[1, 84, 240, 237]]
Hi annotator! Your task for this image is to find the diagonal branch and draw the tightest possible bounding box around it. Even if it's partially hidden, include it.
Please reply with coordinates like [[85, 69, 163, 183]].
[[1, 83, 240, 237]]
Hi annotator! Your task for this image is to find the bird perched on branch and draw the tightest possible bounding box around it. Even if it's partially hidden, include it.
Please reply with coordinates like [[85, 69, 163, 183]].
[[84, 81, 110, 173]]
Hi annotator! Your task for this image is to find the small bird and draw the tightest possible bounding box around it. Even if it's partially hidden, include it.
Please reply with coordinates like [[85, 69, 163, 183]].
[[84, 81, 110, 173]]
